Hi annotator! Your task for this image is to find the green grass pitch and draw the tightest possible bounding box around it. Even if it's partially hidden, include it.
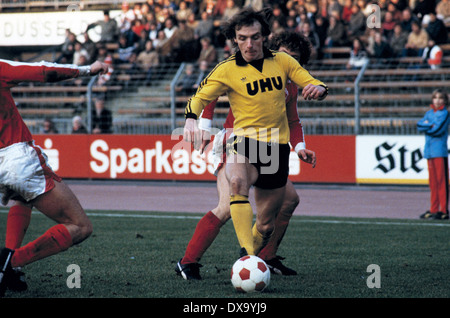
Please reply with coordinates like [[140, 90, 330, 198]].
[[1, 208, 449, 300]]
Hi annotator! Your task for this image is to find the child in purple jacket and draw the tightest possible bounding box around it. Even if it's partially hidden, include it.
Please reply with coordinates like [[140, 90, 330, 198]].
[[417, 89, 450, 220]]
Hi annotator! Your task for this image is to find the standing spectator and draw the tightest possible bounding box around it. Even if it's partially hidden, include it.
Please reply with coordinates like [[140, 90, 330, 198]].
[[92, 96, 113, 134], [86, 10, 119, 43], [402, 20, 429, 57], [389, 23, 409, 57], [425, 12, 448, 45], [40, 118, 58, 134], [71, 116, 88, 134], [417, 89, 450, 220]]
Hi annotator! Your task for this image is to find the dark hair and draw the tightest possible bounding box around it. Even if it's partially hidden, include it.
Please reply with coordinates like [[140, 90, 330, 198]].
[[432, 89, 449, 106], [268, 31, 312, 66], [221, 7, 272, 42]]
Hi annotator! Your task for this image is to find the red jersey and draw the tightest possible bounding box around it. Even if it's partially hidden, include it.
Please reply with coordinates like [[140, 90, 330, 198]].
[[201, 80, 305, 149], [0, 59, 81, 148]]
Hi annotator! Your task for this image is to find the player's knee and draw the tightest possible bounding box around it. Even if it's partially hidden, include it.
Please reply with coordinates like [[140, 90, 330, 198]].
[[229, 175, 247, 195]]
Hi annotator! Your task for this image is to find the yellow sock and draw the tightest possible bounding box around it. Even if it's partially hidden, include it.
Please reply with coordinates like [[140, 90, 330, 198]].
[[230, 194, 254, 255], [252, 224, 264, 256], [252, 224, 273, 256]]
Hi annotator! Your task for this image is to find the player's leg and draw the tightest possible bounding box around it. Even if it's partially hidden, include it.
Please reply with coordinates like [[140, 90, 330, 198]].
[[5, 201, 32, 250], [433, 157, 449, 219], [177, 168, 231, 279], [252, 185, 286, 256], [258, 179, 299, 275], [10, 180, 92, 268], [227, 154, 258, 256], [4, 201, 33, 291]]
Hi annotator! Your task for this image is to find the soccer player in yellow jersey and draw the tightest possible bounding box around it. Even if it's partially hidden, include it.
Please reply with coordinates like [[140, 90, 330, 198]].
[[183, 8, 327, 257]]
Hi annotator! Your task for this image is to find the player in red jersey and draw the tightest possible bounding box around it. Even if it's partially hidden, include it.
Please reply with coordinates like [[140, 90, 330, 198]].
[[0, 59, 109, 296], [176, 31, 316, 279]]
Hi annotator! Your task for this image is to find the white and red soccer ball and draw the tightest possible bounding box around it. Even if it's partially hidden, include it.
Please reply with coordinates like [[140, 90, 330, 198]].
[[231, 255, 270, 293]]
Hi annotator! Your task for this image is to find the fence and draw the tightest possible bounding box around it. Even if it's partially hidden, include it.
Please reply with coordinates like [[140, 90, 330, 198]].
[[16, 56, 450, 136]]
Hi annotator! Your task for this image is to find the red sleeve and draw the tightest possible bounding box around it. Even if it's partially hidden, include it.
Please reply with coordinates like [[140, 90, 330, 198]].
[[286, 82, 304, 148], [0, 59, 80, 88], [201, 98, 218, 120]]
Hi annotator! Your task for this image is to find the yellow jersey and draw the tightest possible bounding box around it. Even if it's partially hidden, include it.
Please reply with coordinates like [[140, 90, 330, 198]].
[[185, 48, 327, 144]]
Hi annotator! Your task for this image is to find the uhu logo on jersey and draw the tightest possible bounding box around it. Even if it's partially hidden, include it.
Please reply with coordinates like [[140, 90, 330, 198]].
[[246, 76, 283, 96]]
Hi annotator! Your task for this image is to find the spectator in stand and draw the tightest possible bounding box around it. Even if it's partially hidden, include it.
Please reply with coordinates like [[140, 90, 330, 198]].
[[117, 1, 136, 34], [325, 14, 348, 53], [155, 29, 172, 62], [347, 4, 367, 40], [71, 116, 88, 134], [57, 30, 77, 63], [386, 2, 402, 22], [314, 14, 329, 52], [222, 0, 241, 21], [243, 0, 263, 12], [413, 0, 436, 21], [299, 21, 321, 61], [341, 0, 353, 24], [402, 20, 429, 57], [389, 23, 409, 57], [163, 16, 178, 40], [382, 11, 397, 39], [425, 11, 448, 45], [86, 10, 119, 43], [82, 32, 98, 63], [148, 21, 160, 44], [390, 0, 408, 12], [137, 40, 160, 84], [195, 10, 214, 40], [166, 19, 197, 62], [116, 34, 137, 63], [436, 0, 450, 24], [400, 7, 419, 33], [422, 39, 443, 70], [41, 118, 58, 134], [346, 37, 368, 69], [371, 31, 393, 60], [92, 96, 113, 134], [176, 1, 194, 21], [175, 63, 199, 96], [197, 36, 217, 68], [73, 42, 90, 66]]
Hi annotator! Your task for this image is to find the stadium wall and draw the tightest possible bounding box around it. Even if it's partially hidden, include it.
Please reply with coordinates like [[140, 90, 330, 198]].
[[32, 134, 437, 185]]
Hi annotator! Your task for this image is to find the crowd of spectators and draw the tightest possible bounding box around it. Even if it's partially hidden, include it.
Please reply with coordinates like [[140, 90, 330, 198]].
[[56, 0, 448, 72]]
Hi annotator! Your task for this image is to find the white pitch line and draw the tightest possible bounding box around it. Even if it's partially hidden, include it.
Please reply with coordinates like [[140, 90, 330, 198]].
[[1, 210, 449, 227]]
